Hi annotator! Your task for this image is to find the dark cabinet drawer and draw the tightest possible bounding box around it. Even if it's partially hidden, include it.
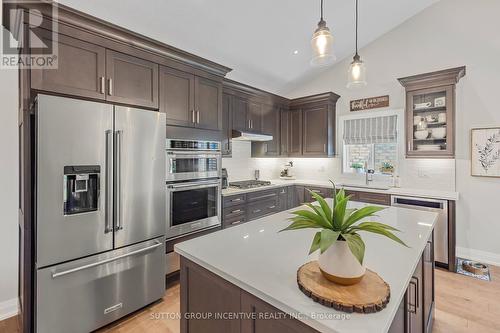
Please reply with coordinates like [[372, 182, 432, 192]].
[[277, 186, 288, 210], [344, 190, 359, 200], [223, 194, 247, 207], [303, 186, 332, 203], [247, 189, 279, 203], [247, 198, 279, 220], [223, 205, 246, 219], [222, 214, 247, 229], [357, 192, 391, 205]]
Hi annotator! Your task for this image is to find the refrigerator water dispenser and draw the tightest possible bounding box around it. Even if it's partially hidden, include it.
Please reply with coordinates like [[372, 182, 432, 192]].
[[63, 165, 100, 215]]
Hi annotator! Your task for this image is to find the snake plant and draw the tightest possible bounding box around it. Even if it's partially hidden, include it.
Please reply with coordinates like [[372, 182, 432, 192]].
[[279, 181, 408, 265]]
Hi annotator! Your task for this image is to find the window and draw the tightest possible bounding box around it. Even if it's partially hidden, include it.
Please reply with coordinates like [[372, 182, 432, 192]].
[[342, 114, 398, 175]]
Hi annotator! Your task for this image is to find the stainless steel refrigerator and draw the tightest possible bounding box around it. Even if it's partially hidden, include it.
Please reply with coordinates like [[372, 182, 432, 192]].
[[35, 94, 166, 333]]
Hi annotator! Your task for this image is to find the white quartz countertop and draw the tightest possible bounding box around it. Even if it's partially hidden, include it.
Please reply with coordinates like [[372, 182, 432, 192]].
[[222, 178, 459, 201], [175, 200, 438, 333]]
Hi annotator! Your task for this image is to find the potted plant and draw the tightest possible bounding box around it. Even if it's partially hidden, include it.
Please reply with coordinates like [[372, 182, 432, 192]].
[[350, 162, 365, 174], [380, 162, 395, 174], [280, 182, 407, 285]]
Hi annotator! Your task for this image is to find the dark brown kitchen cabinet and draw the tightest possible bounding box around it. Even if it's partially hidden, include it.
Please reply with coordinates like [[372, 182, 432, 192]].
[[288, 109, 303, 156], [398, 67, 465, 158], [423, 236, 435, 333], [302, 106, 329, 156], [407, 256, 424, 333], [195, 76, 223, 130], [31, 29, 106, 100], [280, 108, 290, 156], [232, 96, 249, 131], [160, 66, 195, 127], [253, 104, 280, 156], [222, 93, 232, 156], [160, 67, 222, 131], [105, 49, 159, 109], [248, 101, 262, 132]]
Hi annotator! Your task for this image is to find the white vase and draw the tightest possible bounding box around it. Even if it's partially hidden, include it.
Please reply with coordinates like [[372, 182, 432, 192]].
[[318, 240, 366, 285]]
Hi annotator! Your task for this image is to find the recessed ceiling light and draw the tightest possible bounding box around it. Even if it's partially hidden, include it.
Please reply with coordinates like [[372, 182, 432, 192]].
[[293, 50, 299, 55]]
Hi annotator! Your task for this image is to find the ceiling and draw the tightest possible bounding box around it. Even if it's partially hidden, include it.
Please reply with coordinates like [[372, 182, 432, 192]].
[[56, 0, 438, 96]]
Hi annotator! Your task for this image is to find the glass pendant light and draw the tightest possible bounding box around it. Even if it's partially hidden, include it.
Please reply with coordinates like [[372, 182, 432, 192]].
[[311, 0, 336, 66], [347, 0, 367, 88]]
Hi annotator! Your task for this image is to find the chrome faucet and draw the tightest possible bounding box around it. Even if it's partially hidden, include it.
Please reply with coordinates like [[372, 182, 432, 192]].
[[365, 162, 375, 185]]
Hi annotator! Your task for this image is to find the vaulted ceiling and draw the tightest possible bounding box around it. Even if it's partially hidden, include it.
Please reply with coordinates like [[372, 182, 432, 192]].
[[56, 0, 438, 96]]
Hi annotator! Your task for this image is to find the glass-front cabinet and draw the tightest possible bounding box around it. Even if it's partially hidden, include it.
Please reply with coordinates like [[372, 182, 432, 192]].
[[399, 66, 465, 158], [407, 86, 453, 157]]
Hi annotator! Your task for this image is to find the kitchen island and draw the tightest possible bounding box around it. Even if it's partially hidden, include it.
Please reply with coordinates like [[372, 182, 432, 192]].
[[175, 201, 437, 333]]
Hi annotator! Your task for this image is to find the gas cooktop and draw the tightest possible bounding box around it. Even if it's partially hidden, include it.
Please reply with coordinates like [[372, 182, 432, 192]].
[[229, 180, 272, 189]]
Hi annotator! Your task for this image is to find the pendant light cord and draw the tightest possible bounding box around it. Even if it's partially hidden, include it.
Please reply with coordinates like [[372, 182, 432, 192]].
[[320, 0, 324, 21], [355, 0, 359, 55]]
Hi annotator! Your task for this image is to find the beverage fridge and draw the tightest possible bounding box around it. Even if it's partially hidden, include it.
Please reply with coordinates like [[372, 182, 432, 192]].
[[34, 94, 166, 332]]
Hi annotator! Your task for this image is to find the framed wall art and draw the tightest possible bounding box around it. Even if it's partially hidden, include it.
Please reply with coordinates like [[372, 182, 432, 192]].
[[471, 127, 500, 177]]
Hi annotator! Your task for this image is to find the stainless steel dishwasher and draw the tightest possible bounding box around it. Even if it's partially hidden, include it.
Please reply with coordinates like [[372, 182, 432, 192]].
[[391, 195, 448, 266]]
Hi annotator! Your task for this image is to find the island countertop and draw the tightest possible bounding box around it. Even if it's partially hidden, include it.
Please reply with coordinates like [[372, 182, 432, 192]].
[[175, 200, 437, 333]]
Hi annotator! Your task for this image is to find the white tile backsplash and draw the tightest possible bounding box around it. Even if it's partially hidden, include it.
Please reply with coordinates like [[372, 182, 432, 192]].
[[222, 141, 455, 191]]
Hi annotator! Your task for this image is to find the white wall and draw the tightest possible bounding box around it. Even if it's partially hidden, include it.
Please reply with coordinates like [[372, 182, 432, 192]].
[[0, 29, 19, 320], [284, 0, 500, 264]]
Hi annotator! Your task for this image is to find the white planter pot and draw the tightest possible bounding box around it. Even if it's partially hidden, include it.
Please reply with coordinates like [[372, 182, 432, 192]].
[[318, 240, 366, 285]]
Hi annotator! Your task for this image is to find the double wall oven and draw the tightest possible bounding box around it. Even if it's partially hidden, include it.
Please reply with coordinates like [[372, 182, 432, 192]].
[[166, 139, 222, 240]]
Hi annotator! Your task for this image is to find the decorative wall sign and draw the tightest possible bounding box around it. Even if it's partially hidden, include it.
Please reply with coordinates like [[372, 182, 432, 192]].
[[350, 95, 389, 112], [471, 127, 500, 177]]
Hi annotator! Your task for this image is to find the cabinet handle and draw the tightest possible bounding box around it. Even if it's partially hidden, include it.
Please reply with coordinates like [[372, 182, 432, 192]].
[[248, 119, 251, 129], [311, 190, 321, 193], [231, 209, 242, 214], [108, 78, 113, 95], [253, 209, 261, 213], [268, 205, 276, 209], [196, 110, 200, 124], [100, 77, 105, 94], [251, 120, 253, 129], [231, 220, 242, 225], [191, 110, 195, 124], [324, 143, 327, 153], [408, 141, 411, 152], [230, 198, 242, 202]]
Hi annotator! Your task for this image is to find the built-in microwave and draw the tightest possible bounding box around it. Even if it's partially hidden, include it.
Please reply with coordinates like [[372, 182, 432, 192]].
[[166, 139, 221, 181]]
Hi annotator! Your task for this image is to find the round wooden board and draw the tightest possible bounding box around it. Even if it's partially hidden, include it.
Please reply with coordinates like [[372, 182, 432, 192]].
[[297, 261, 390, 314]]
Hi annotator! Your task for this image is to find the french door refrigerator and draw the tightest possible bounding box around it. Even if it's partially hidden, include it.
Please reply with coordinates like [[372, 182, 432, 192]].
[[35, 94, 166, 333]]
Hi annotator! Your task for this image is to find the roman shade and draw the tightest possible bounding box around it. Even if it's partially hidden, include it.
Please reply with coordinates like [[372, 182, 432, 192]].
[[343, 115, 398, 144]]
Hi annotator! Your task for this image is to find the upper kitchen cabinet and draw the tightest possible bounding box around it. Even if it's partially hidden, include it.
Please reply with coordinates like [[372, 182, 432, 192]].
[[31, 30, 106, 101], [289, 92, 340, 157], [222, 93, 232, 156], [160, 67, 222, 131], [106, 50, 159, 109], [194, 76, 223, 131], [398, 66, 465, 158], [252, 103, 280, 157], [248, 101, 263, 132], [232, 96, 249, 131], [159, 66, 195, 127], [280, 108, 290, 156]]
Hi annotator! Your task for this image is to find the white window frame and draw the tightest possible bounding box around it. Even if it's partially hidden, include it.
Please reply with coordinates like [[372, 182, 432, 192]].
[[338, 109, 404, 176]]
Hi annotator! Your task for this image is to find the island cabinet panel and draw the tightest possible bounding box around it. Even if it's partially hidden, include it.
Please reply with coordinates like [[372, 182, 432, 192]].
[[302, 106, 329, 156], [241, 292, 319, 333], [105, 49, 159, 109], [160, 66, 196, 127], [423, 236, 435, 333], [180, 258, 241, 333], [195, 76, 223, 131], [31, 30, 106, 101]]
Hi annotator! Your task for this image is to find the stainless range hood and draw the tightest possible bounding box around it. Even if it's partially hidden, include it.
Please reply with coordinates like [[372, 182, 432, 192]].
[[232, 129, 273, 142]]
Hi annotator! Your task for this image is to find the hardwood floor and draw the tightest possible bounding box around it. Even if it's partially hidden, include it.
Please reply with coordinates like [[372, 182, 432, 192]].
[[2, 267, 500, 332]]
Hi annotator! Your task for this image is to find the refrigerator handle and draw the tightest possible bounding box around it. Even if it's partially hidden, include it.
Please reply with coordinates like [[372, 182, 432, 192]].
[[105, 130, 113, 233], [115, 130, 123, 231]]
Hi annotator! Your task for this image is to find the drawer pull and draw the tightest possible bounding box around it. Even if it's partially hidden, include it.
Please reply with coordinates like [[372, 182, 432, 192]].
[[311, 190, 321, 193], [231, 220, 242, 225], [253, 209, 261, 213], [231, 209, 242, 214], [250, 193, 276, 201], [231, 198, 242, 202], [268, 205, 276, 209]]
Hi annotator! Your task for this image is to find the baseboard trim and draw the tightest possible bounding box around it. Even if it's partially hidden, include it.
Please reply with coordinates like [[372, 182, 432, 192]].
[[0, 298, 18, 321], [457, 247, 500, 267]]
